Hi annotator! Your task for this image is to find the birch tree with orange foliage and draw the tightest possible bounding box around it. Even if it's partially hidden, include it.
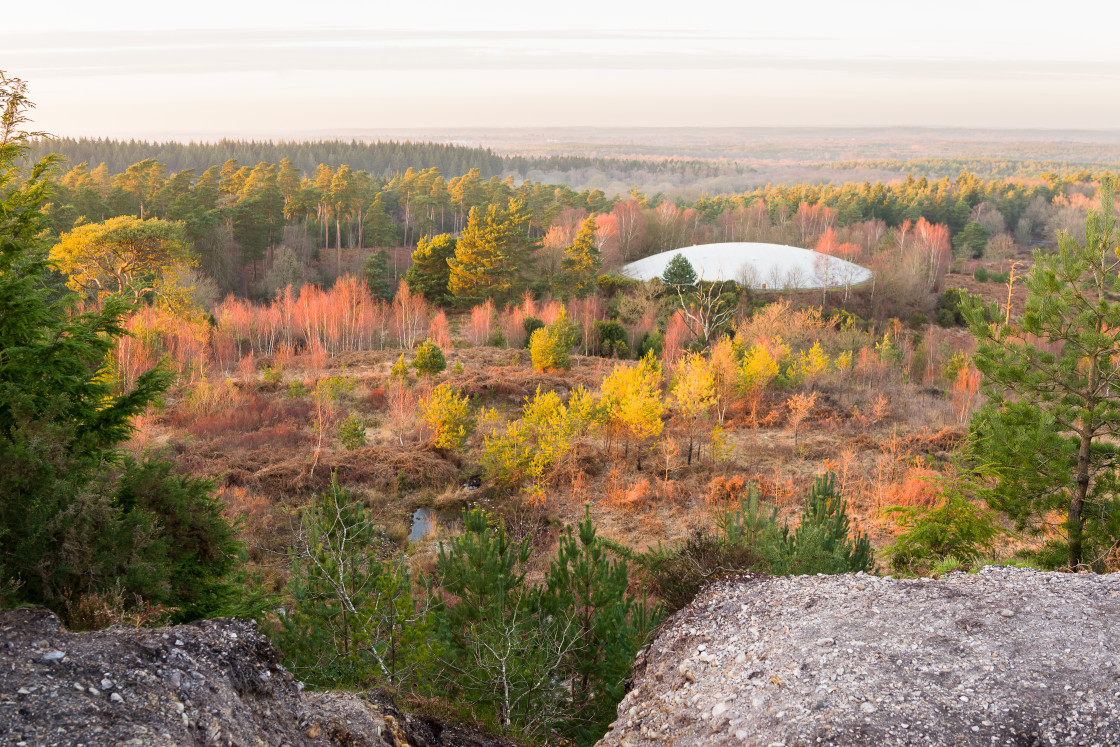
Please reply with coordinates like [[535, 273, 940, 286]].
[[786, 391, 817, 451]]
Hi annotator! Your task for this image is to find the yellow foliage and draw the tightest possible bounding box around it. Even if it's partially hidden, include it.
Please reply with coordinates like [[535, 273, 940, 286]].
[[671, 352, 715, 418], [707, 337, 739, 424], [419, 383, 475, 450], [710, 424, 732, 463], [792, 341, 830, 383], [50, 215, 195, 312], [481, 385, 598, 493], [601, 355, 665, 449], [739, 343, 779, 393]]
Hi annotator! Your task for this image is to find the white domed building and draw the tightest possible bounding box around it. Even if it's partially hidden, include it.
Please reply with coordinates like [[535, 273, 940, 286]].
[[621, 242, 872, 291]]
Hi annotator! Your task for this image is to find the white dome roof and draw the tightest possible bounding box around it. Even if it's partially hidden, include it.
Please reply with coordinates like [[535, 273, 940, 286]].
[[621, 242, 872, 290]]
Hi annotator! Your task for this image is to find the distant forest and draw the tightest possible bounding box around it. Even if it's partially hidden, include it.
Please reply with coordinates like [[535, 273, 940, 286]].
[[29, 137, 727, 183]]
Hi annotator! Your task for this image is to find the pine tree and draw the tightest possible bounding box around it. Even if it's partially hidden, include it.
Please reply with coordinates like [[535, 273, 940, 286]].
[[277, 477, 432, 689], [405, 233, 456, 305], [447, 199, 536, 305], [661, 252, 697, 288], [780, 472, 874, 574], [529, 307, 578, 371], [560, 216, 601, 299], [540, 506, 659, 745], [418, 383, 474, 450], [413, 339, 446, 376], [432, 510, 574, 736], [966, 182, 1120, 568], [1, 72, 238, 620], [362, 248, 392, 299]]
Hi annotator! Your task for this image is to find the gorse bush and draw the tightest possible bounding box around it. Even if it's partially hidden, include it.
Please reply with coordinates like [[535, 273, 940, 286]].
[[594, 319, 629, 358]]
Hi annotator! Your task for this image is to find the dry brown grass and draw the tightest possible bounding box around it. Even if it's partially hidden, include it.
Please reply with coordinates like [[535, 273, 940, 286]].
[[140, 325, 995, 588]]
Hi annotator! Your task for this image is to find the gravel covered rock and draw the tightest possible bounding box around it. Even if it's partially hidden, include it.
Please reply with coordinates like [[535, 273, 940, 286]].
[[0, 606, 510, 747], [599, 567, 1120, 746]]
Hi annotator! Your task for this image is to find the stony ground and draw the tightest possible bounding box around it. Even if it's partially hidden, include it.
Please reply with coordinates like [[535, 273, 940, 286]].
[[599, 567, 1120, 746], [0, 607, 510, 747]]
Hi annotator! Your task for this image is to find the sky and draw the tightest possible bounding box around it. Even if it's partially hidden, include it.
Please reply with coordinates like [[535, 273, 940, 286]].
[[5, 0, 1120, 140]]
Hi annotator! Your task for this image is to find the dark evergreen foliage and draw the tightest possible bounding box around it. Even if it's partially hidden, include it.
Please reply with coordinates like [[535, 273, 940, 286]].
[[0, 74, 242, 624]]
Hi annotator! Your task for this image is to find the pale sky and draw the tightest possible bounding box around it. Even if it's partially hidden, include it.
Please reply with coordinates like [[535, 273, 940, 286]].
[[5, 0, 1120, 139]]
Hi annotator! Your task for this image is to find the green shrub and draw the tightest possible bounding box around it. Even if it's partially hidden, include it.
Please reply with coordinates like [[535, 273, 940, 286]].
[[521, 316, 545, 346], [413, 339, 446, 376], [338, 414, 367, 450], [595, 273, 638, 297], [487, 328, 506, 348], [884, 494, 1001, 575], [594, 320, 629, 358], [262, 366, 283, 384], [112, 457, 244, 622], [286, 379, 308, 398], [637, 330, 663, 359], [935, 288, 990, 327], [973, 266, 989, 282]]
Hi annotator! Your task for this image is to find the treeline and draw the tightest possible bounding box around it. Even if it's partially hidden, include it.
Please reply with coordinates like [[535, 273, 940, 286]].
[[36, 147, 1112, 311], [30, 137, 510, 178], [819, 158, 1120, 181], [29, 136, 730, 184]]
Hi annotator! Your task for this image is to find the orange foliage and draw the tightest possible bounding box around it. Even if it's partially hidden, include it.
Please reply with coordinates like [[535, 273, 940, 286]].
[[237, 352, 255, 380], [468, 299, 496, 346], [662, 310, 690, 373], [428, 310, 452, 348], [952, 364, 982, 424], [603, 469, 653, 511], [879, 466, 944, 511], [391, 279, 430, 349], [704, 474, 750, 511]]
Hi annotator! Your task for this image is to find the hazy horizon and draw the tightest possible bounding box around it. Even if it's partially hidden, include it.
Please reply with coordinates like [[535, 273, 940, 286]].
[[7, 0, 1120, 139]]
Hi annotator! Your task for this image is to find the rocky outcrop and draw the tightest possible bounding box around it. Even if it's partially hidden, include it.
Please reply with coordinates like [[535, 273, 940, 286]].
[[0, 607, 508, 747], [599, 567, 1120, 746]]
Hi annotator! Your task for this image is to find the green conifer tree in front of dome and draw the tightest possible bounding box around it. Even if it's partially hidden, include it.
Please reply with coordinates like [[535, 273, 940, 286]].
[[661, 252, 697, 289]]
